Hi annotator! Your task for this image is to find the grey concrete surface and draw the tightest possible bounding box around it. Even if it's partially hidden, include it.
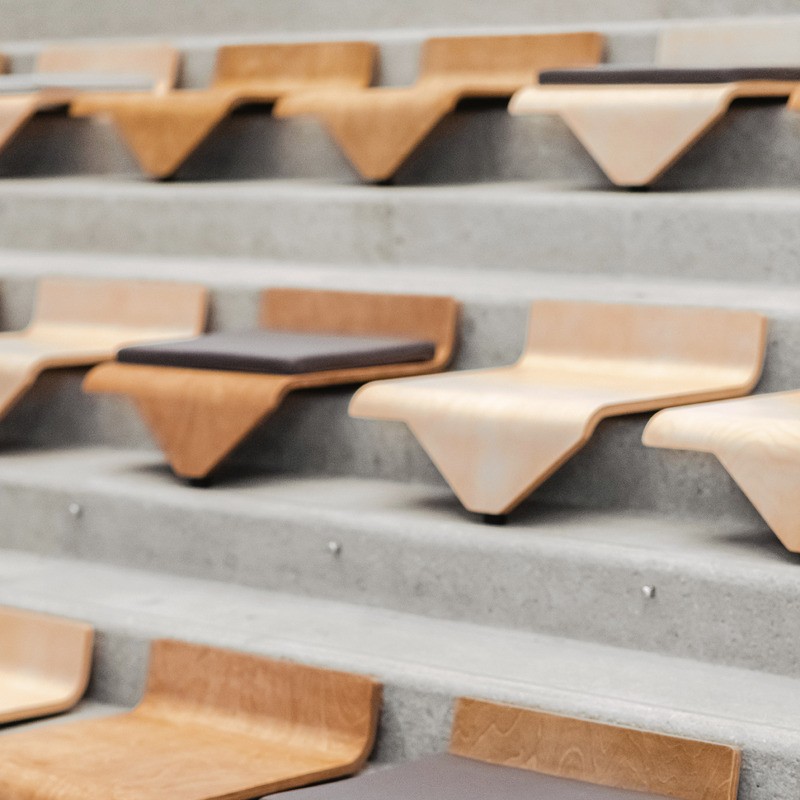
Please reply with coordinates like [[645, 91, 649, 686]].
[[0, 549, 797, 800], [1, 180, 800, 281], [0, 447, 799, 677]]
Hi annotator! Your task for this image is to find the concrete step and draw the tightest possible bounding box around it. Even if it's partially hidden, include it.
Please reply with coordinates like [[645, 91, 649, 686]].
[[0, 446, 798, 680], [0, 1, 795, 41], [0, 179, 799, 279], [0, 548, 797, 800]]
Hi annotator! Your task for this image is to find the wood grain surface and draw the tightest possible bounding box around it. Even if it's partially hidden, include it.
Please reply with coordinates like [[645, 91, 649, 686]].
[[644, 389, 800, 552], [71, 42, 376, 178], [0, 605, 93, 724], [0, 277, 207, 420], [350, 300, 766, 515], [274, 33, 603, 181], [83, 288, 458, 479], [450, 698, 740, 800], [0, 639, 381, 800]]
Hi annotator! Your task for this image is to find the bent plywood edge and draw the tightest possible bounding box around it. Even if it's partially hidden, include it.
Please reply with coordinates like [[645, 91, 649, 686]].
[[0, 605, 93, 724], [0, 277, 207, 421], [643, 390, 800, 552], [83, 288, 459, 479], [0, 43, 179, 157], [0, 639, 381, 800], [508, 80, 800, 186], [450, 698, 740, 800], [350, 300, 767, 516], [71, 41, 377, 178], [274, 32, 603, 181]]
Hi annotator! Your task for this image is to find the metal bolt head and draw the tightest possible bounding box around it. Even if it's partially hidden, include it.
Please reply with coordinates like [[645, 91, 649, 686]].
[[68, 502, 82, 518], [641, 585, 656, 599], [327, 541, 342, 556]]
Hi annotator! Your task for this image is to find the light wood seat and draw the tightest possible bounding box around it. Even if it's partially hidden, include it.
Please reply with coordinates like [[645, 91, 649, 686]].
[[83, 288, 459, 481], [274, 33, 603, 182], [279, 697, 740, 800], [0, 606, 93, 725], [509, 22, 800, 186], [0, 278, 207, 422], [350, 300, 766, 519], [0, 43, 178, 159], [0, 638, 381, 800], [71, 42, 376, 178], [643, 390, 800, 552]]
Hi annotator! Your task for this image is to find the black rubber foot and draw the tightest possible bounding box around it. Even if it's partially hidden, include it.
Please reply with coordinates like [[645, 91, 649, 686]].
[[481, 513, 507, 526], [373, 177, 395, 186], [187, 475, 213, 488], [626, 184, 651, 193]]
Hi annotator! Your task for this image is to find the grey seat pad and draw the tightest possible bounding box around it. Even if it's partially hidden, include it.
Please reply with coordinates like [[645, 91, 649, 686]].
[[117, 329, 436, 375], [276, 753, 672, 799], [539, 65, 800, 85]]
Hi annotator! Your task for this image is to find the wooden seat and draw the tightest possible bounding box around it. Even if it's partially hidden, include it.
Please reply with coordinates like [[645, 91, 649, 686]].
[[274, 33, 603, 182], [0, 278, 207, 421], [0, 43, 178, 159], [643, 390, 800, 553], [0, 638, 381, 800], [0, 606, 93, 725], [279, 697, 740, 800], [71, 42, 376, 178], [83, 288, 459, 480], [350, 300, 766, 519], [509, 21, 800, 186]]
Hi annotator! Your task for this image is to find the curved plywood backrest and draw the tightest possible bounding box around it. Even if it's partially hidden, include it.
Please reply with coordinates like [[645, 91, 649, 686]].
[[212, 41, 376, 90], [35, 42, 180, 92], [450, 698, 740, 800], [657, 20, 800, 67], [522, 300, 766, 388], [419, 33, 604, 89], [138, 639, 381, 762], [0, 606, 93, 723], [30, 278, 208, 337], [261, 288, 459, 367]]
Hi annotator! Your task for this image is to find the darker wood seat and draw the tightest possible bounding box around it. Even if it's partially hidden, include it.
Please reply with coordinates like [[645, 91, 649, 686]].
[[117, 330, 436, 374], [539, 65, 800, 84], [277, 753, 668, 799]]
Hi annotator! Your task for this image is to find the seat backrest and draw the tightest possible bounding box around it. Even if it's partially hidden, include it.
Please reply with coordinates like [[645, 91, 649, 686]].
[[35, 43, 180, 93], [30, 278, 207, 337], [657, 20, 800, 67], [137, 640, 380, 762], [212, 41, 376, 91], [260, 288, 459, 366], [450, 698, 740, 800], [418, 33, 604, 90], [0, 606, 93, 693], [522, 300, 766, 386]]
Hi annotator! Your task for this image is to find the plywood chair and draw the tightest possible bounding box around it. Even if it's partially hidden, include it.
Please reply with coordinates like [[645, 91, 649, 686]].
[[0, 639, 381, 800], [274, 33, 603, 182], [279, 697, 741, 800], [0, 278, 208, 422], [643, 390, 800, 553], [350, 300, 766, 522], [71, 41, 377, 178], [0, 606, 93, 725], [509, 22, 800, 186], [83, 288, 459, 481], [0, 43, 178, 159]]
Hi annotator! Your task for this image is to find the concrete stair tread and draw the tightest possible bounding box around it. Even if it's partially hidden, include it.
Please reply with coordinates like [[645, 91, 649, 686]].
[[0, 445, 799, 679], [1, 546, 799, 749]]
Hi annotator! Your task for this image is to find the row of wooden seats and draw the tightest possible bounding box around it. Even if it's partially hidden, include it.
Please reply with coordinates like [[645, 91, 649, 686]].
[[0, 604, 740, 799], [1, 278, 795, 552], [4, 24, 800, 185]]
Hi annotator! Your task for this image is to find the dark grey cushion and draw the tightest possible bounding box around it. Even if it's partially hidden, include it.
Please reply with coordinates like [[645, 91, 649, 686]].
[[276, 754, 672, 799], [117, 330, 436, 375], [539, 65, 800, 85]]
